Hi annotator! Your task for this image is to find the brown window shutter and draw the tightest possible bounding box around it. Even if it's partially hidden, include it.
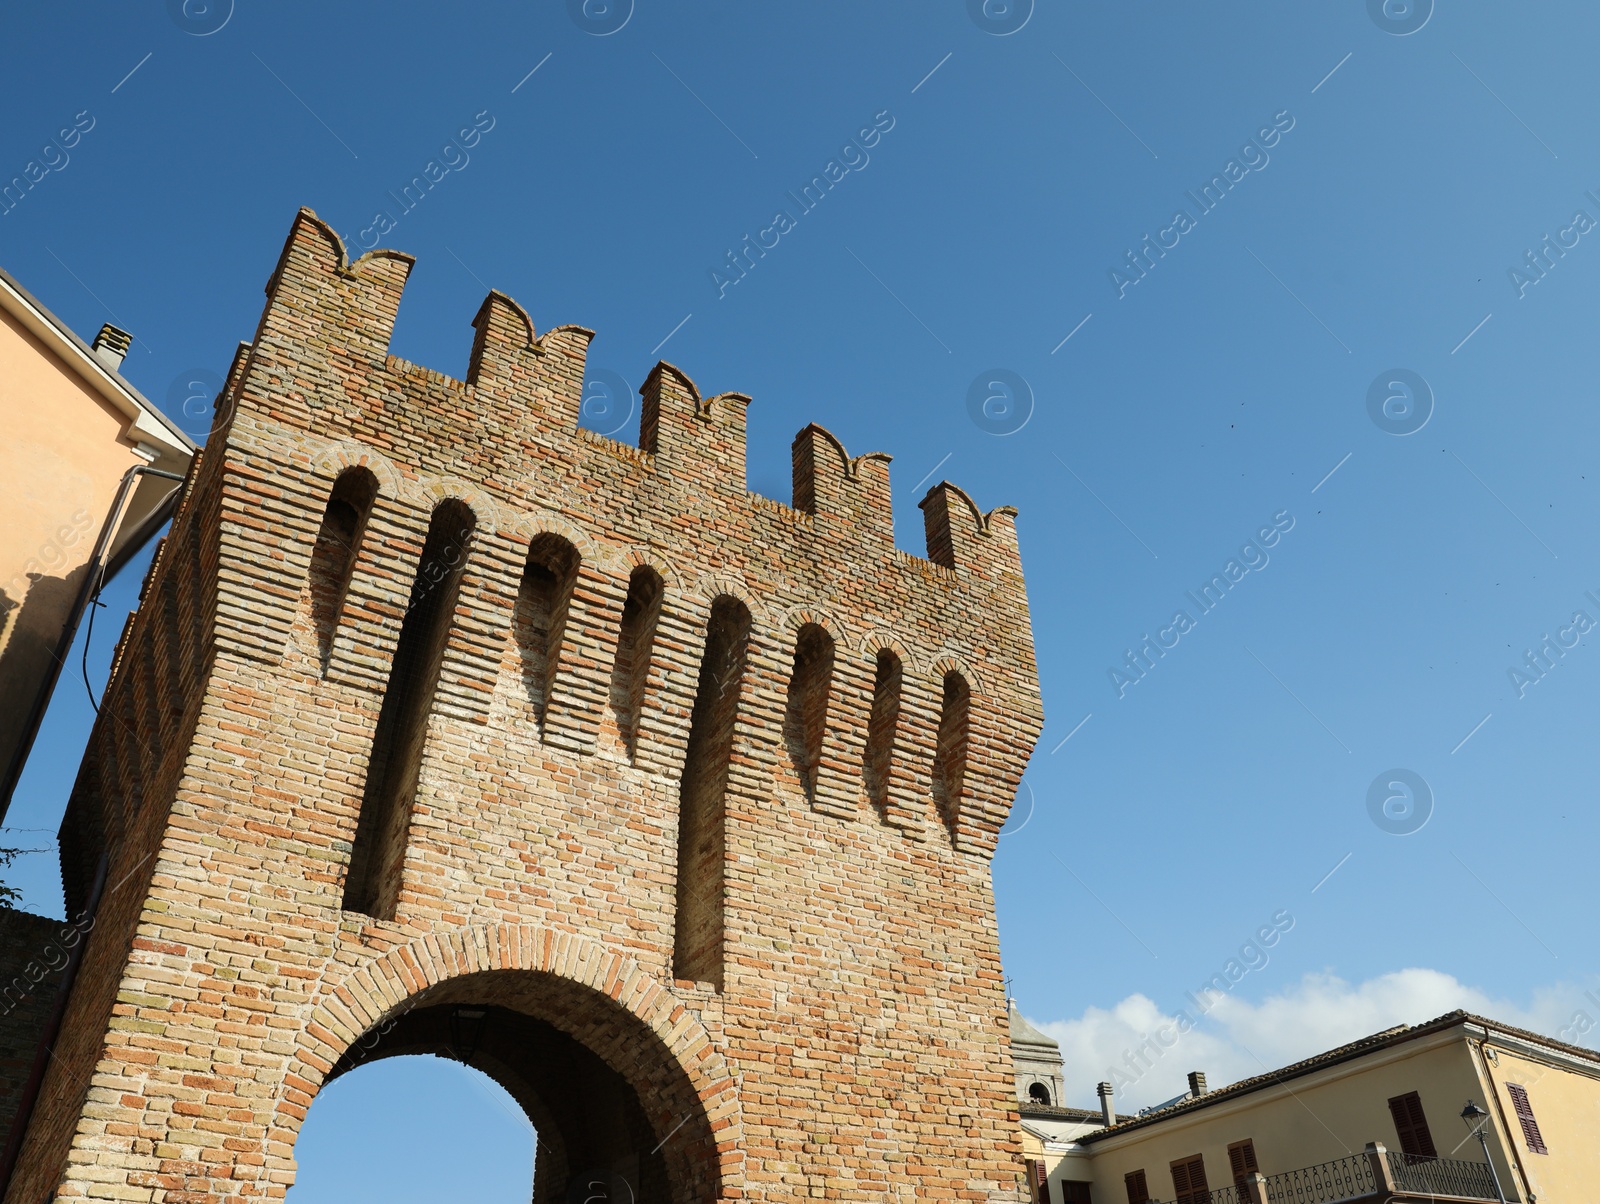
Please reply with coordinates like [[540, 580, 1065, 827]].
[[1228, 1139, 1259, 1186], [1125, 1169, 1149, 1204], [1031, 1159, 1052, 1204], [1387, 1092, 1438, 1162], [1506, 1084, 1548, 1154], [1170, 1155, 1210, 1204], [1061, 1182, 1094, 1204]]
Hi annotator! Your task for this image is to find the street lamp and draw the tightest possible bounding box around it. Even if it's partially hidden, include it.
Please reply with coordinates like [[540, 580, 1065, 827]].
[[449, 1006, 489, 1064], [1460, 1101, 1508, 1204]]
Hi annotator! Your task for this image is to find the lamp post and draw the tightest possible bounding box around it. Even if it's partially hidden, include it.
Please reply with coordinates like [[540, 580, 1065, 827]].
[[1460, 1101, 1508, 1204], [449, 1006, 489, 1064]]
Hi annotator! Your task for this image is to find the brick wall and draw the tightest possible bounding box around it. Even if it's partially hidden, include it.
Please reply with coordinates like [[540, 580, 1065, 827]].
[[5, 208, 1043, 1203]]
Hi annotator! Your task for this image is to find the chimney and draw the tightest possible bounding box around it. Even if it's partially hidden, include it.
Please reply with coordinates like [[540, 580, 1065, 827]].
[[1187, 1071, 1208, 1097], [90, 324, 132, 373], [1096, 1081, 1115, 1126]]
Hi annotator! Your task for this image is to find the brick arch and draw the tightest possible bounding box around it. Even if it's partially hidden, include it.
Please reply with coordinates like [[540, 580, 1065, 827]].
[[307, 439, 404, 498], [414, 475, 505, 533], [272, 924, 743, 1200], [860, 628, 917, 674], [504, 509, 598, 564], [771, 602, 845, 643], [619, 545, 682, 592], [690, 572, 759, 619], [929, 651, 985, 697]]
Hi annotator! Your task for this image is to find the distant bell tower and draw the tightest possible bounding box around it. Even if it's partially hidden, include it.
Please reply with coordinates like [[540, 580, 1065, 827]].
[[3, 209, 1043, 1204], [1011, 1001, 1067, 1107]]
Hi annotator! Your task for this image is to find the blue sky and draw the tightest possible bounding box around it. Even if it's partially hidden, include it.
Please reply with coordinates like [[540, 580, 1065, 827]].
[[4, 0, 1600, 1193]]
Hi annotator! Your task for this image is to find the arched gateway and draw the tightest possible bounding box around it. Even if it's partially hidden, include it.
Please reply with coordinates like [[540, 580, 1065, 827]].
[[2, 210, 1042, 1203], [285, 926, 736, 1203]]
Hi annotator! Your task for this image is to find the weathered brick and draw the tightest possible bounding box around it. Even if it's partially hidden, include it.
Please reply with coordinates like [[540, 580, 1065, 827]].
[[6, 209, 1042, 1204]]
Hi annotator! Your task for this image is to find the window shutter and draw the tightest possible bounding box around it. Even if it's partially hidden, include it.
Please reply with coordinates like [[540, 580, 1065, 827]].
[[1387, 1092, 1438, 1162], [1170, 1155, 1210, 1204], [1171, 1161, 1191, 1201], [1124, 1169, 1149, 1204], [1030, 1159, 1052, 1204], [1228, 1140, 1259, 1186], [1061, 1182, 1094, 1204], [1506, 1084, 1548, 1154]]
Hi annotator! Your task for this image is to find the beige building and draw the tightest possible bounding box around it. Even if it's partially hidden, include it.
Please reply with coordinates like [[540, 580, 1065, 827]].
[[1017, 1010, 1600, 1204], [1015, 1003, 1127, 1203], [0, 268, 193, 815]]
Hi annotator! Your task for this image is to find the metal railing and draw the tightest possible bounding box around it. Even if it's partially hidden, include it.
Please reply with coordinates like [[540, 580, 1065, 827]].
[[1111, 1150, 1506, 1204], [1126, 1171, 1350, 1204], [1116, 1185, 1280, 1204], [1141, 1185, 1240, 1204], [1386, 1153, 1509, 1201], [1260, 1153, 1377, 1204]]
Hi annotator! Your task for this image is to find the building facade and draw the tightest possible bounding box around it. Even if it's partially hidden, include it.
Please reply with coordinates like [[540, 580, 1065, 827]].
[[0, 209, 1044, 1203], [1016, 1010, 1600, 1204], [0, 268, 194, 814]]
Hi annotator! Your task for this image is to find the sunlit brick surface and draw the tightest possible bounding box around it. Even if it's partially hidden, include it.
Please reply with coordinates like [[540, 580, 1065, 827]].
[[8, 209, 1043, 1203]]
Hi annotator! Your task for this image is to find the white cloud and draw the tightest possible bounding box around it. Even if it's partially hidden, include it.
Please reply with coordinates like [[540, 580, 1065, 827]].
[[1030, 969, 1598, 1113]]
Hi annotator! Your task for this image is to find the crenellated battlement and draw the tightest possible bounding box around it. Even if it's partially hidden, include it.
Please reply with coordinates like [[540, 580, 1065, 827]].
[[238, 210, 1026, 583], [198, 208, 1043, 856]]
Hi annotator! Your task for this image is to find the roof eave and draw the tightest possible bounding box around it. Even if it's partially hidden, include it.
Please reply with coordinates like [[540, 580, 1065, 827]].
[[1079, 1012, 1476, 1144], [0, 266, 196, 466]]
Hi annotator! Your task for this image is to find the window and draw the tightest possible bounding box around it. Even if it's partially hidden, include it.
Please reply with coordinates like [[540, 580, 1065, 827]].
[[345, 500, 475, 919], [1028, 1160, 1051, 1204], [1061, 1182, 1093, 1204], [140, 631, 164, 764], [1028, 1081, 1053, 1105], [673, 596, 750, 989], [160, 569, 184, 711], [931, 670, 970, 839], [608, 565, 663, 756], [307, 467, 377, 673], [862, 648, 901, 815], [513, 533, 580, 722], [1387, 1092, 1438, 1164], [1170, 1155, 1210, 1204], [1124, 1170, 1149, 1204], [186, 520, 204, 661], [783, 624, 835, 800], [1506, 1084, 1548, 1154], [1228, 1140, 1259, 1191]]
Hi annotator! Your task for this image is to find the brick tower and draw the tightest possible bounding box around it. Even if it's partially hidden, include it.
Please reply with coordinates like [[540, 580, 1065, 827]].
[[4, 209, 1043, 1203]]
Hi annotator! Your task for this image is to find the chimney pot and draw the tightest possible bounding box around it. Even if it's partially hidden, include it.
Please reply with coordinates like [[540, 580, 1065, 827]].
[[1188, 1071, 1208, 1096], [1096, 1080, 1115, 1126], [90, 324, 132, 373]]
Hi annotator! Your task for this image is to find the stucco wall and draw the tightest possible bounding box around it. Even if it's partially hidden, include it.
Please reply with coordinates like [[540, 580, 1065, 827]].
[[1481, 1039, 1600, 1204], [0, 306, 144, 782], [1080, 1032, 1518, 1203]]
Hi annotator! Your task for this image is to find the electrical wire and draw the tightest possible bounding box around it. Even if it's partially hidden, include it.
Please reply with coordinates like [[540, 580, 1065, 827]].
[[80, 564, 108, 714]]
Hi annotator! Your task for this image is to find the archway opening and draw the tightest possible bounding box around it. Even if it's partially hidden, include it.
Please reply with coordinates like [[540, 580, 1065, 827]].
[[287, 1055, 534, 1202], [289, 969, 722, 1204]]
